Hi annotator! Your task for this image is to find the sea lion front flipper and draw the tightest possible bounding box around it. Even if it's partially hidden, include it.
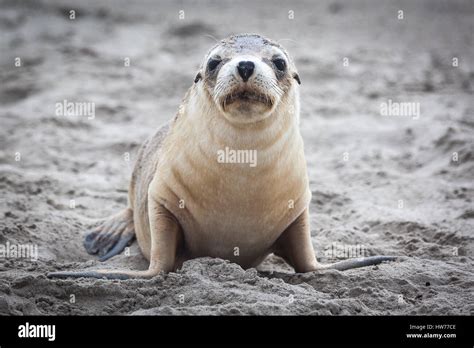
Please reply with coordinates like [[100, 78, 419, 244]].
[[83, 208, 136, 261], [316, 256, 398, 271], [273, 209, 397, 272], [48, 201, 183, 280], [272, 208, 319, 273]]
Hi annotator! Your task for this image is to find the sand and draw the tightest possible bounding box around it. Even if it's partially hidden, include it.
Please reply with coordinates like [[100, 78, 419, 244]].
[[0, 0, 473, 315]]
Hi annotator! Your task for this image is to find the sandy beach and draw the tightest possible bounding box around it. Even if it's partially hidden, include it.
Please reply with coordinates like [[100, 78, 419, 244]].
[[0, 0, 473, 315]]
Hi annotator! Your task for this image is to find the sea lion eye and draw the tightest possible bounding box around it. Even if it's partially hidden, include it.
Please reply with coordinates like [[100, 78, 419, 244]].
[[207, 58, 221, 71], [273, 58, 286, 71]]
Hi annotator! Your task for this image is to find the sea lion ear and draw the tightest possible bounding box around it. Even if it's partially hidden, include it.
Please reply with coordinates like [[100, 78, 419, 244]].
[[293, 73, 301, 85], [194, 72, 202, 83]]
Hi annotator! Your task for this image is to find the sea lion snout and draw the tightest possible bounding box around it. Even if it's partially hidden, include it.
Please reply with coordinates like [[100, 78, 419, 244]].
[[237, 60, 255, 82], [212, 54, 284, 123]]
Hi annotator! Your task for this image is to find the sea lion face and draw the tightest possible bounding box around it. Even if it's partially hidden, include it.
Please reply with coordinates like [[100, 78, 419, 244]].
[[197, 34, 301, 124]]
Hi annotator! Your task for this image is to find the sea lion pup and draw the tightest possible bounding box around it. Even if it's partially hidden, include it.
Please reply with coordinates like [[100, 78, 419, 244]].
[[48, 34, 395, 280]]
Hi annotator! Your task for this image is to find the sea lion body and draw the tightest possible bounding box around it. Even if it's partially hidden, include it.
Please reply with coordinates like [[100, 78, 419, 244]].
[[133, 86, 309, 268], [48, 34, 395, 280]]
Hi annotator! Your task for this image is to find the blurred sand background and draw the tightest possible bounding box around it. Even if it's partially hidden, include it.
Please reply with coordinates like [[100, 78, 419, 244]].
[[0, 0, 473, 315]]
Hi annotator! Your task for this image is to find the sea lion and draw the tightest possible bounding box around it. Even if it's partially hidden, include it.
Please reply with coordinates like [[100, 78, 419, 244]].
[[48, 34, 395, 280]]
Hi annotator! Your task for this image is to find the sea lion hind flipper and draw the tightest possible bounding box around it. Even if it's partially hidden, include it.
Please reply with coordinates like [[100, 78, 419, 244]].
[[83, 208, 135, 261]]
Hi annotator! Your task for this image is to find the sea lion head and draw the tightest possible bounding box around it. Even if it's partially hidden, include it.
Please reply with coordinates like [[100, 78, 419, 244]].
[[194, 33, 301, 124]]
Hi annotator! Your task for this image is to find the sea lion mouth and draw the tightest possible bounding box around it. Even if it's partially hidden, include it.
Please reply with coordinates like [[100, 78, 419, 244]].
[[224, 90, 272, 107]]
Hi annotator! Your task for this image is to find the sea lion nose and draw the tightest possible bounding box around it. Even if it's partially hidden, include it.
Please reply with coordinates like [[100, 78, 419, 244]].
[[237, 61, 255, 82]]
